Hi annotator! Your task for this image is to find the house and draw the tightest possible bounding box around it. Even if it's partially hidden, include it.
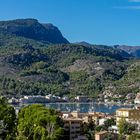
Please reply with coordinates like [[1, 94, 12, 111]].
[[8, 97, 19, 104], [70, 111, 107, 125], [71, 111, 87, 118], [134, 92, 140, 104], [116, 107, 140, 126], [95, 131, 108, 140], [99, 118, 107, 125], [75, 96, 88, 102], [95, 131, 119, 140], [20, 95, 49, 103], [108, 125, 119, 134]]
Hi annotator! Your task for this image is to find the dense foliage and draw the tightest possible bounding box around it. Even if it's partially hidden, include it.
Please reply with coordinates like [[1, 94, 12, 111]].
[[0, 43, 134, 98], [17, 104, 64, 140], [0, 97, 64, 140], [0, 97, 16, 140], [118, 118, 136, 135]]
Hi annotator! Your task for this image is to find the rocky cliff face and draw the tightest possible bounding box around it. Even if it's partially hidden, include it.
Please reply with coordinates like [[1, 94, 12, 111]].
[[0, 18, 69, 44]]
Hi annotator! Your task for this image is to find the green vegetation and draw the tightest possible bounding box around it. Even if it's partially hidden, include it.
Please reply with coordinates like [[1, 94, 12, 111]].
[[81, 121, 95, 140], [118, 118, 136, 136], [0, 97, 16, 140], [95, 118, 116, 132], [0, 18, 139, 99], [17, 104, 64, 140], [128, 133, 140, 140], [114, 61, 140, 95], [0, 42, 138, 99], [0, 97, 64, 140]]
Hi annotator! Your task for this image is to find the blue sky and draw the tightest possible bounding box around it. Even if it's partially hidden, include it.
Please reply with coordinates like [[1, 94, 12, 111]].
[[0, 0, 140, 45]]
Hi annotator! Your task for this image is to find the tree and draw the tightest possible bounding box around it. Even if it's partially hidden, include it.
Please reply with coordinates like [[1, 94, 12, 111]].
[[17, 104, 64, 140], [0, 97, 16, 140], [118, 118, 136, 137], [104, 118, 116, 130], [81, 121, 95, 140], [95, 125, 104, 132], [118, 118, 127, 135]]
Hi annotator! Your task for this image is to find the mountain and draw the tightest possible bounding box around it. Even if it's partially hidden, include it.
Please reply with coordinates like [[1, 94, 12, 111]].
[[75, 41, 93, 47], [0, 18, 139, 102], [0, 18, 69, 44], [115, 45, 140, 58]]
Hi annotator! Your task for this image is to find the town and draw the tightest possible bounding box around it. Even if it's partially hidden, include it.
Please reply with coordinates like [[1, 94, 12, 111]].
[[1, 0, 140, 139], [8, 91, 140, 105], [60, 106, 140, 140], [6, 92, 140, 140]]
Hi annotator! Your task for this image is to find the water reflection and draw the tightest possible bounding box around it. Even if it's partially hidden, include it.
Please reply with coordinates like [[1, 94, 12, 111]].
[[13, 102, 133, 114], [44, 103, 133, 114]]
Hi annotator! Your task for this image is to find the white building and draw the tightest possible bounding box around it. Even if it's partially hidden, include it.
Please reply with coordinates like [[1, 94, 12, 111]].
[[75, 96, 88, 102], [99, 118, 107, 125], [20, 95, 49, 103]]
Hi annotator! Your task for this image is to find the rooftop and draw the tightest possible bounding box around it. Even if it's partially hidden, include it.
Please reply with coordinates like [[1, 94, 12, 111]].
[[63, 117, 83, 122], [116, 108, 133, 111], [95, 131, 108, 135]]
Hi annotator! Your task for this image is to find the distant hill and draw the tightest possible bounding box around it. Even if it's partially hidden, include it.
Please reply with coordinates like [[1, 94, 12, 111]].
[[0, 18, 69, 44], [76, 42, 140, 58], [74, 41, 93, 47], [115, 45, 140, 58]]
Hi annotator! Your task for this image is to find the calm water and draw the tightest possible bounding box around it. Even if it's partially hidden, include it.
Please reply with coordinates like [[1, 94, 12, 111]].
[[14, 102, 133, 114]]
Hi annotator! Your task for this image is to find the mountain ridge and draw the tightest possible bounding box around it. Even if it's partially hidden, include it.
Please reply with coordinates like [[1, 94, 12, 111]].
[[0, 18, 139, 103], [75, 41, 140, 58], [0, 18, 69, 44]]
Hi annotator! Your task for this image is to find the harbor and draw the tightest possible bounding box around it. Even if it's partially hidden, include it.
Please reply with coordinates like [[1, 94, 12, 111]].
[[13, 102, 134, 114]]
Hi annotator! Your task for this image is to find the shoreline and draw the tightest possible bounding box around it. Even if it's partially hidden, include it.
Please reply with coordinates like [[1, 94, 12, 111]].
[[11, 101, 134, 106]]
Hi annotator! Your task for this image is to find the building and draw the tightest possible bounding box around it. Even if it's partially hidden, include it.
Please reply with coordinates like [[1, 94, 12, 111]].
[[95, 131, 108, 140], [63, 118, 83, 140], [75, 96, 88, 102], [20, 96, 49, 103], [116, 107, 140, 125], [134, 92, 140, 104], [62, 112, 72, 118], [99, 118, 107, 126], [95, 131, 119, 140], [68, 111, 108, 125], [108, 125, 119, 134], [8, 97, 19, 104], [71, 111, 86, 118]]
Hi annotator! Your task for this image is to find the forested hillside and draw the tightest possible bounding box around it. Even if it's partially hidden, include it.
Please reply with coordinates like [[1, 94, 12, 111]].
[[0, 18, 139, 101]]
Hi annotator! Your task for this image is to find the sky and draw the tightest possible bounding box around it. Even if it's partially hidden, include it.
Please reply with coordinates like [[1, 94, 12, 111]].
[[0, 0, 140, 45]]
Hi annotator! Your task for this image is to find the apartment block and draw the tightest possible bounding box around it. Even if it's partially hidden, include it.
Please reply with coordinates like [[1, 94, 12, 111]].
[[63, 118, 83, 140]]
